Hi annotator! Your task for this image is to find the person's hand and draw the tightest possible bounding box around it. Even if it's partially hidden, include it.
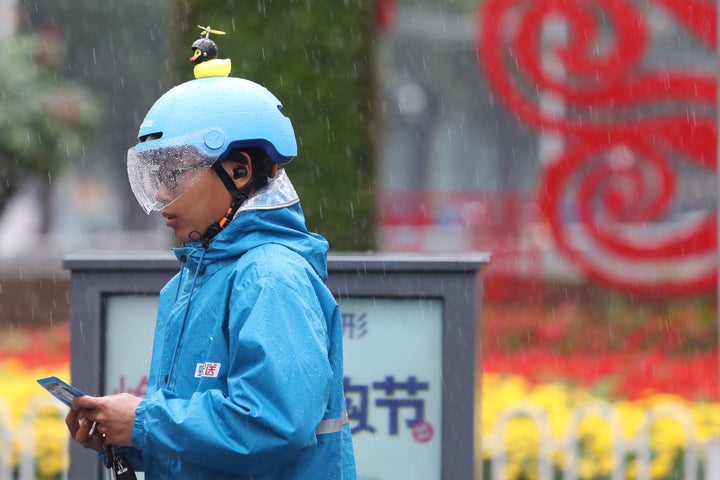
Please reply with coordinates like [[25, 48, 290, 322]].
[[66, 394, 142, 449], [65, 402, 105, 452]]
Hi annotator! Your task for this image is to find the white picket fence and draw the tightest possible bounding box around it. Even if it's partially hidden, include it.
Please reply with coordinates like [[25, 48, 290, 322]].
[[484, 401, 720, 480], [1, 396, 718, 479], [0, 397, 68, 480]]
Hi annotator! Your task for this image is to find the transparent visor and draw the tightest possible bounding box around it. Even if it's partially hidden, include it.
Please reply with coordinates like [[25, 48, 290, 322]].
[[127, 144, 214, 214]]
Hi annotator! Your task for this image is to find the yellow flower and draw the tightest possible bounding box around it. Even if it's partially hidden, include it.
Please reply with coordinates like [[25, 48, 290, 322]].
[[1, 362, 718, 479], [0, 360, 70, 479], [481, 373, 720, 479]]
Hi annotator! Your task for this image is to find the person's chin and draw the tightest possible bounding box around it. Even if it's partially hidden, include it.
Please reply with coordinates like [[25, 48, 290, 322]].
[[166, 224, 187, 242]]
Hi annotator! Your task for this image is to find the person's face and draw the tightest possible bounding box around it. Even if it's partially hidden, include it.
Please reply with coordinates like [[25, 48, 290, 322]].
[[157, 161, 249, 242]]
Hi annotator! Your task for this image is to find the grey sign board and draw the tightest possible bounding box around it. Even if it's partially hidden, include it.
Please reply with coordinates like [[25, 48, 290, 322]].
[[63, 252, 488, 479]]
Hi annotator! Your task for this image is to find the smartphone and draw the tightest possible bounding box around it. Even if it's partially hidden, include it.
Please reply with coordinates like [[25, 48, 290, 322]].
[[37, 376, 86, 407]]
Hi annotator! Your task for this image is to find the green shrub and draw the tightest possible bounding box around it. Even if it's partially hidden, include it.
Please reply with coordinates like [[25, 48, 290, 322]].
[[173, 1, 378, 250]]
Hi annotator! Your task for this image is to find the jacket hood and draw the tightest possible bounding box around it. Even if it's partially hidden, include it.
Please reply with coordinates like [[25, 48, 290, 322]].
[[174, 169, 329, 280]]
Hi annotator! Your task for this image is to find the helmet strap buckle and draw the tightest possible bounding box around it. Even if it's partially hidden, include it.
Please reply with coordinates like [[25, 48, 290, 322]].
[[198, 163, 251, 247]]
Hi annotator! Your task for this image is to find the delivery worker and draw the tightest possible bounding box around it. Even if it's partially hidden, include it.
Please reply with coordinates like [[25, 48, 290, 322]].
[[65, 72, 357, 479]]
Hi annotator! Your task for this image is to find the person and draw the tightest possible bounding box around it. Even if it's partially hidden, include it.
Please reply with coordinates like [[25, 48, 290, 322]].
[[65, 73, 357, 479]]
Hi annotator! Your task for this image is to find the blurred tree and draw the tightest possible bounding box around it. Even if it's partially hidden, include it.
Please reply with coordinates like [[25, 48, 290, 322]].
[[0, 26, 101, 232], [20, 0, 172, 233], [173, 0, 378, 251]]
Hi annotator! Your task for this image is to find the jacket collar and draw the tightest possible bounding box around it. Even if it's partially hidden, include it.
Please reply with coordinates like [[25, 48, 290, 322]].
[[173, 169, 314, 274], [237, 169, 299, 213]]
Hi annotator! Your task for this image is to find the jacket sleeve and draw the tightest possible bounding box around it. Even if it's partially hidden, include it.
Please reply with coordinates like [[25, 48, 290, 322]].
[[132, 274, 333, 475]]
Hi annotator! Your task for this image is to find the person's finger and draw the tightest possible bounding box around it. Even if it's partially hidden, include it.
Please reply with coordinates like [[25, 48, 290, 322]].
[[81, 423, 105, 452], [81, 409, 99, 424], [65, 407, 81, 436], [73, 416, 92, 444], [72, 395, 101, 410]]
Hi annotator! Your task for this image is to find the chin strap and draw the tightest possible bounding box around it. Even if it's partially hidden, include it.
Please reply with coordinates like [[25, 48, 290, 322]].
[[200, 163, 250, 247], [200, 159, 278, 247]]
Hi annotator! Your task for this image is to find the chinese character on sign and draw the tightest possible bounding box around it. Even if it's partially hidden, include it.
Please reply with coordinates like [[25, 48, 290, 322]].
[[344, 375, 433, 442], [112, 375, 148, 396], [342, 311, 368, 339], [373, 376, 429, 435], [344, 377, 377, 434]]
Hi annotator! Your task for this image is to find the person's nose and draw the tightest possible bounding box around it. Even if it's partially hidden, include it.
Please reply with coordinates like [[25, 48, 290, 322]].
[[155, 183, 175, 204]]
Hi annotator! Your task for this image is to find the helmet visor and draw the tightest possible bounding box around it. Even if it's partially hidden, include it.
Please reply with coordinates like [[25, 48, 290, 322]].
[[127, 144, 214, 214]]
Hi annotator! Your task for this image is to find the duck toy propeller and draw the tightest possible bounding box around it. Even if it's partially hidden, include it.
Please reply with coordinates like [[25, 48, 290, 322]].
[[190, 25, 232, 79]]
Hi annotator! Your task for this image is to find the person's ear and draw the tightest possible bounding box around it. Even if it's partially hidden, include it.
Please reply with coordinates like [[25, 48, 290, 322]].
[[225, 151, 252, 188], [232, 165, 248, 179]]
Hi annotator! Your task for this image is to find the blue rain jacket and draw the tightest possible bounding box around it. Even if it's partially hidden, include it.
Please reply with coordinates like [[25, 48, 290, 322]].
[[124, 170, 356, 479]]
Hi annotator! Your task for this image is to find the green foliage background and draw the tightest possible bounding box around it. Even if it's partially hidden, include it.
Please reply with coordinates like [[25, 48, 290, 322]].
[[172, 0, 378, 251], [0, 29, 101, 229]]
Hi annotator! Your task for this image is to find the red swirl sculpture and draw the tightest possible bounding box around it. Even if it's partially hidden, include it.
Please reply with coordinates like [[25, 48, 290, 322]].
[[479, 0, 717, 296]]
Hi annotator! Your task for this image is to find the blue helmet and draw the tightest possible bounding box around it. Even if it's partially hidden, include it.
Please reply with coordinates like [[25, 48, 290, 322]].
[[127, 77, 297, 213]]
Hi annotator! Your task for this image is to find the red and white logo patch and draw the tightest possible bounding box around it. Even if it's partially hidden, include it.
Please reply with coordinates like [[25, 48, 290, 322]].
[[194, 362, 221, 378]]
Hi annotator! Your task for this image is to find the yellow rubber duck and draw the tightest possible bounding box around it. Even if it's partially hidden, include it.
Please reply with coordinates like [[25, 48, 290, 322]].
[[189, 25, 232, 79]]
